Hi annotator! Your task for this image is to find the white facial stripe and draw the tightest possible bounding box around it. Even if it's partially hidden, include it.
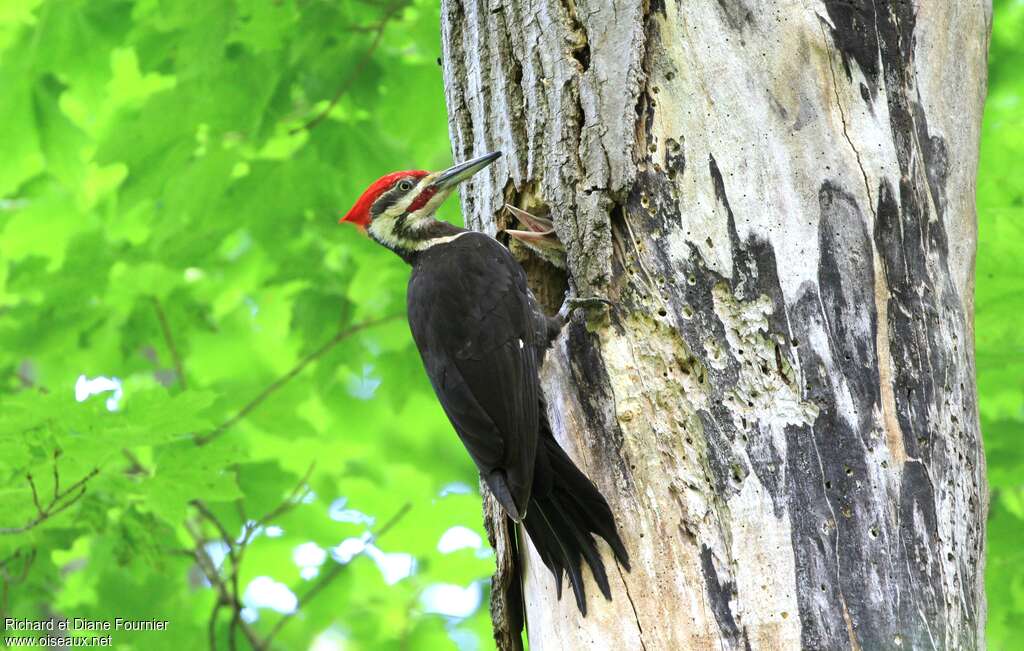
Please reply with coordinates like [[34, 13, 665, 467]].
[[368, 175, 430, 247]]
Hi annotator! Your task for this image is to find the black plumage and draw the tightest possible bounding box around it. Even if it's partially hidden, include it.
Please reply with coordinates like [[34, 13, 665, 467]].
[[406, 231, 629, 614], [341, 151, 629, 617]]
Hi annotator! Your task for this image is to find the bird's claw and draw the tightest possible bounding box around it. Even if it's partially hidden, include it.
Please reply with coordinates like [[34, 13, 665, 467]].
[[558, 293, 614, 321]]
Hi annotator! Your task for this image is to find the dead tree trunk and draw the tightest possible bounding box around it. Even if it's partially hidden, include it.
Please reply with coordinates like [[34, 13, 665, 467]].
[[440, 2, 991, 649]]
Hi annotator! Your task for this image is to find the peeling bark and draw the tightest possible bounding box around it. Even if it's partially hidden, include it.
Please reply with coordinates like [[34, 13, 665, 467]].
[[441, 1, 991, 649]]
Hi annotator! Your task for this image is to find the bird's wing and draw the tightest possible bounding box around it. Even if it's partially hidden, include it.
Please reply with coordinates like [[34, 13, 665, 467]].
[[407, 234, 540, 516]]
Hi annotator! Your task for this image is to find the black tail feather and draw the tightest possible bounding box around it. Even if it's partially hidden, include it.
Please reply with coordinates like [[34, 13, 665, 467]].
[[532, 501, 586, 613], [520, 436, 629, 615], [549, 497, 611, 599]]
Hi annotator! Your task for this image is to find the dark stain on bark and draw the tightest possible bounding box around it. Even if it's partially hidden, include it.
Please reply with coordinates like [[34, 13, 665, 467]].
[[708, 154, 732, 216], [818, 0, 980, 648], [875, 169, 981, 651], [896, 460, 947, 648], [780, 357, 848, 650], [787, 276, 898, 649], [565, 320, 634, 488], [636, 130, 973, 649], [817, 181, 880, 432], [630, 109, 972, 648], [628, 154, 803, 519], [715, 0, 755, 33], [699, 544, 747, 648], [822, 1, 881, 83], [913, 101, 950, 223]]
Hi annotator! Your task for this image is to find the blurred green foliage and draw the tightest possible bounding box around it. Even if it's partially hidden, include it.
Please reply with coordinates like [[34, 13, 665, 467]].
[[0, 0, 1020, 649], [0, 0, 495, 649], [980, 1, 1024, 648]]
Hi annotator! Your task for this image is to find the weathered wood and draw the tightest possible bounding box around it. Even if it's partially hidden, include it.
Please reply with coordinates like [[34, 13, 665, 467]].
[[441, 1, 991, 649]]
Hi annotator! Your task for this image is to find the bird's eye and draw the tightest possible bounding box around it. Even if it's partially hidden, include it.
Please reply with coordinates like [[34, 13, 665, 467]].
[[399, 180, 413, 191]]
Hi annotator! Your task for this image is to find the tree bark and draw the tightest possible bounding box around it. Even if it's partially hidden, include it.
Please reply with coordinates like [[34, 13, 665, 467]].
[[440, 1, 991, 649]]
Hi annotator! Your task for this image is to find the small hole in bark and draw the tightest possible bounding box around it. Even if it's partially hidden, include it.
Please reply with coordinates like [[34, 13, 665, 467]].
[[869, 526, 879, 539], [658, 308, 667, 317], [572, 42, 591, 71]]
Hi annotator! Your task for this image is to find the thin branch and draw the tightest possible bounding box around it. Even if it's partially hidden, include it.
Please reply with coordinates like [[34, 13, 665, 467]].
[[253, 462, 316, 532], [192, 501, 243, 649], [0, 461, 100, 535], [262, 502, 412, 646], [121, 449, 148, 476], [152, 296, 187, 390], [1, 548, 36, 620], [290, 1, 406, 134], [193, 501, 237, 553], [187, 520, 264, 651], [208, 601, 222, 651], [228, 606, 239, 651], [27, 474, 42, 515], [195, 315, 400, 446], [368, 501, 414, 542], [52, 449, 61, 497]]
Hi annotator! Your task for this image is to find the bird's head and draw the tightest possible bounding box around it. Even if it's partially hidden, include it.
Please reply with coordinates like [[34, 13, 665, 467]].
[[340, 151, 501, 253]]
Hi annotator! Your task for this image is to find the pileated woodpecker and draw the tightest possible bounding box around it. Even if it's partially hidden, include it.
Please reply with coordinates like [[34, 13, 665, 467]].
[[340, 151, 629, 615]]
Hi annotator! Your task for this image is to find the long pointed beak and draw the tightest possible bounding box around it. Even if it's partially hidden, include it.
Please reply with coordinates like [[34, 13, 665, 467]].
[[432, 151, 501, 190]]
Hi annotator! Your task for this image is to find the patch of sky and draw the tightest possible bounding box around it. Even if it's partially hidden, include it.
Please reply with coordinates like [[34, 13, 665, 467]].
[[74, 375, 123, 411]]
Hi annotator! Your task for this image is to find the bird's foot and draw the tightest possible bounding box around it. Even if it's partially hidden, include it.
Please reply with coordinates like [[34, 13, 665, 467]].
[[557, 293, 614, 321]]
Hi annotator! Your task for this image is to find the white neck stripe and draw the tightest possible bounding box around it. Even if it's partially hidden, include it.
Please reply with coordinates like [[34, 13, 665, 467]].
[[416, 230, 472, 250]]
